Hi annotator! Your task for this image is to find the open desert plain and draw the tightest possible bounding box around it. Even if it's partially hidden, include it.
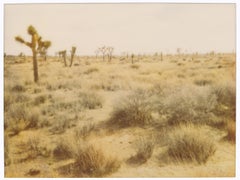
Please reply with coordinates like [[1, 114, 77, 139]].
[[4, 52, 236, 177], [3, 3, 236, 178]]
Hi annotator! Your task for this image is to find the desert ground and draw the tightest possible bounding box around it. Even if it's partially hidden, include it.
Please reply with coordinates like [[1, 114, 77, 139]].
[[4, 53, 236, 177]]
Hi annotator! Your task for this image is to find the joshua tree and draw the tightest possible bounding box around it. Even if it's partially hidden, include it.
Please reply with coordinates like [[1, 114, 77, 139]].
[[59, 50, 67, 67], [99, 46, 107, 61], [95, 49, 99, 59], [69, 46, 76, 67], [131, 53, 134, 64], [15, 25, 51, 82], [107, 47, 114, 62], [160, 52, 163, 61], [38, 37, 51, 61]]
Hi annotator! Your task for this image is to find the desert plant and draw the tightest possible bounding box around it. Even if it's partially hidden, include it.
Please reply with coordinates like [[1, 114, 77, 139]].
[[74, 123, 96, 140], [59, 50, 67, 66], [84, 67, 99, 74], [212, 82, 236, 119], [99, 46, 107, 61], [161, 85, 217, 126], [109, 89, 153, 128], [106, 46, 114, 62], [78, 91, 103, 109], [167, 124, 216, 164], [128, 137, 155, 164], [4, 134, 11, 166], [53, 139, 73, 160], [225, 120, 236, 143], [69, 46, 76, 67], [15, 25, 51, 82], [71, 144, 120, 177]]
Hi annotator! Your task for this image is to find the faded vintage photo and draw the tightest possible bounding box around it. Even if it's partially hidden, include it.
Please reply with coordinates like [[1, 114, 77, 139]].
[[3, 3, 236, 177]]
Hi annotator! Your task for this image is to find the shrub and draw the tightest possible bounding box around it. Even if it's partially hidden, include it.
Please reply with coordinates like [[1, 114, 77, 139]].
[[212, 82, 236, 119], [161, 85, 217, 126], [11, 84, 26, 92], [74, 123, 96, 140], [167, 124, 216, 164], [7, 105, 40, 135], [34, 95, 47, 106], [53, 139, 73, 160], [71, 144, 120, 177], [226, 120, 236, 143], [84, 67, 99, 74], [194, 79, 213, 86], [78, 91, 103, 109], [128, 137, 154, 164], [4, 134, 11, 166], [109, 89, 153, 128], [130, 64, 140, 69]]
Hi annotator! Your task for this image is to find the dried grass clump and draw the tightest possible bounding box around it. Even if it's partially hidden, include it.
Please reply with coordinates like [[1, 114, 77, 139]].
[[167, 124, 216, 164], [194, 79, 213, 86], [53, 139, 73, 160], [84, 67, 99, 74], [6, 105, 40, 135], [79, 91, 103, 109], [128, 137, 155, 164], [34, 94, 47, 106], [225, 120, 236, 143], [212, 82, 236, 119], [109, 89, 153, 128], [11, 84, 26, 92], [71, 144, 120, 177], [56, 138, 121, 177], [74, 123, 97, 140]]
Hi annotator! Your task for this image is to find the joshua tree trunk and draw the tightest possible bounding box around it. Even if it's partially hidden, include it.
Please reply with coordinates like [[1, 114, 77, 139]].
[[69, 47, 76, 67], [32, 50, 39, 82]]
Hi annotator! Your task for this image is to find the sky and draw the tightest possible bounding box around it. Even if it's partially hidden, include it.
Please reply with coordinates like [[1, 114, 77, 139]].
[[4, 3, 236, 56]]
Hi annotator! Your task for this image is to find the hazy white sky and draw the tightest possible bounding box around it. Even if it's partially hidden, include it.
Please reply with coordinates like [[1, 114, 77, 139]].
[[4, 3, 235, 55]]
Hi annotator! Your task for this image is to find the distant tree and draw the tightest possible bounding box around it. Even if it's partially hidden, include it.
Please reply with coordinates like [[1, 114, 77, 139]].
[[99, 46, 107, 61], [107, 47, 114, 62], [95, 49, 99, 59], [15, 25, 51, 82], [38, 37, 51, 61], [69, 46, 76, 67], [131, 53, 134, 64], [59, 50, 67, 67]]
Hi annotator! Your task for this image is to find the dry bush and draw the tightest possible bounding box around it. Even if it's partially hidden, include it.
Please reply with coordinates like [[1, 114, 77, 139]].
[[49, 115, 74, 134], [56, 138, 121, 177], [212, 82, 236, 120], [33, 94, 47, 106], [17, 136, 51, 161], [161, 85, 217, 126], [225, 120, 236, 143], [194, 79, 213, 86], [71, 144, 120, 177], [4, 134, 11, 166], [130, 64, 140, 69], [11, 84, 26, 92], [74, 123, 97, 140], [53, 139, 73, 160], [84, 67, 99, 74], [78, 91, 103, 109], [167, 124, 216, 164], [109, 89, 153, 128], [6, 105, 40, 135], [128, 137, 155, 164]]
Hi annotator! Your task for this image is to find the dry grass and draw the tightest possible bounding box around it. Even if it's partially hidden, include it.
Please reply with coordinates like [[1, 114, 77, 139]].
[[128, 136, 155, 165], [166, 124, 216, 164], [109, 89, 153, 128], [225, 120, 236, 143]]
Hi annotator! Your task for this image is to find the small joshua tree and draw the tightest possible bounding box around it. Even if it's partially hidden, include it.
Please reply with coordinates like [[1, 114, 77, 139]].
[[59, 50, 67, 67], [15, 25, 51, 82], [69, 46, 76, 67]]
